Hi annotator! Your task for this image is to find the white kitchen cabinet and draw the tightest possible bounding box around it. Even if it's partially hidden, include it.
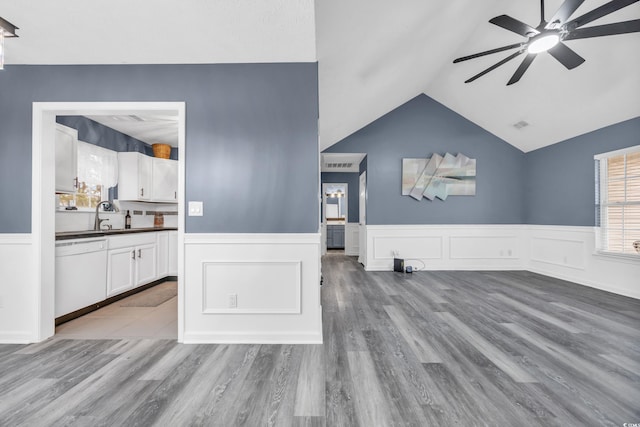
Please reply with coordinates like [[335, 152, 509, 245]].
[[135, 243, 157, 285], [117, 152, 152, 201], [156, 230, 178, 278], [152, 158, 178, 202], [168, 230, 178, 275], [106, 247, 136, 296], [55, 124, 78, 193], [156, 231, 169, 278], [107, 233, 157, 297]]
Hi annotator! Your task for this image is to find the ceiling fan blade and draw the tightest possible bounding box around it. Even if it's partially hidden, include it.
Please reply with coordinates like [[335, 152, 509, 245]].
[[465, 51, 524, 83], [490, 15, 539, 36], [565, 0, 639, 29], [548, 0, 586, 25], [453, 43, 524, 63], [507, 54, 537, 85], [564, 19, 640, 39], [547, 42, 585, 69]]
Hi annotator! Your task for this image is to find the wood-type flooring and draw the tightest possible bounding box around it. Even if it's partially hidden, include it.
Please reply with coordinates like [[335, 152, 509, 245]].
[[0, 254, 638, 426]]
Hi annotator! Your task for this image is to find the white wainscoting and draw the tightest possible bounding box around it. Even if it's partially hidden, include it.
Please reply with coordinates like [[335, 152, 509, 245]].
[[362, 224, 639, 300], [183, 233, 322, 344], [365, 225, 525, 271], [526, 225, 640, 300], [345, 222, 359, 256], [202, 261, 301, 314], [0, 234, 36, 343]]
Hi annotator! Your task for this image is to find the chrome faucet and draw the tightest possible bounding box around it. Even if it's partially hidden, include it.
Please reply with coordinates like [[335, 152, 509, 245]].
[[94, 200, 114, 230]]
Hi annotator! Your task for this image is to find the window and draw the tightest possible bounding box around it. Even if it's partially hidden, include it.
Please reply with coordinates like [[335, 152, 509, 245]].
[[58, 141, 118, 210], [595, 145, 640, 255]]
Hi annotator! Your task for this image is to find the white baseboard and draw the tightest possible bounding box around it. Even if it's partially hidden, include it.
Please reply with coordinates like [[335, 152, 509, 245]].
[[365, 225, 526, 271], [182, 330, 323, 344], [362, 224, 639, 299], [525, 225, 640, 300], [0, 332, 35, 344]]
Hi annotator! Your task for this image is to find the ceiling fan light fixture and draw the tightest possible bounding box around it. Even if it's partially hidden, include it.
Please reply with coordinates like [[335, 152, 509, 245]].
[[527, 33, 560, 54]]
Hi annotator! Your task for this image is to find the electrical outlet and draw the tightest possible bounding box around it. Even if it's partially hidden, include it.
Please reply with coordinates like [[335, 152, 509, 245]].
[[229, 294, 237, 308]]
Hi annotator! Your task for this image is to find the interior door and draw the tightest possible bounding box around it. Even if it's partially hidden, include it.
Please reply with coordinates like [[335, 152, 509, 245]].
[[358, 171, 366, 265]]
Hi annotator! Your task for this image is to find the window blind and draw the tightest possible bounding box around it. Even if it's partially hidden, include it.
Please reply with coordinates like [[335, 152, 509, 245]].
[[596, 146, 640, 254]]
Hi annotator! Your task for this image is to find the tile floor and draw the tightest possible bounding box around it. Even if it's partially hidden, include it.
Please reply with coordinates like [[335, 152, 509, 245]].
[[55, 281, 177, 340]]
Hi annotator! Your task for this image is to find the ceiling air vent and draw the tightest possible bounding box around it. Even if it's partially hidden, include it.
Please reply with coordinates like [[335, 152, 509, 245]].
[[513, 120, 529, 130], [326, 162, 353, 168]]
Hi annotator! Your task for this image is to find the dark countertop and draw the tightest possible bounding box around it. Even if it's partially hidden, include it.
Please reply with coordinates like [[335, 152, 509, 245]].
[[56, 227, 178, 241]]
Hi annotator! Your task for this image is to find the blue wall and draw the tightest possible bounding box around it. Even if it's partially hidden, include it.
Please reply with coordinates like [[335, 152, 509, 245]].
[[325, 95, 526, 225], [321, 172, 359, 223], [0, 63, 319, 233], [525, 117, 640, 226], [56, 116, 179, 160]]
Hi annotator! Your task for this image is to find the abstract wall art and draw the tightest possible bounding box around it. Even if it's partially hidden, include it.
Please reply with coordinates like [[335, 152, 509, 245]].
[[402, 153, 476, 201]]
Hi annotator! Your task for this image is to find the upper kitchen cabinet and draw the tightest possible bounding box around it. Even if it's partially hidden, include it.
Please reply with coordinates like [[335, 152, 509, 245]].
[[55, 124, 78, 193], [118, 152, 153, 201], [117, 152, 177, 203], [152, 158, 178, 202]]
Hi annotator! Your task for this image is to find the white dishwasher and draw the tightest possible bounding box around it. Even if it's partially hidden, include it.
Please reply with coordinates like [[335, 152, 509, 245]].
[[55, 238, 108, 318]]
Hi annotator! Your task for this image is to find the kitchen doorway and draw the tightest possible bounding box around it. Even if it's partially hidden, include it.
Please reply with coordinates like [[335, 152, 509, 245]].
[[32, 102, 186, 342]]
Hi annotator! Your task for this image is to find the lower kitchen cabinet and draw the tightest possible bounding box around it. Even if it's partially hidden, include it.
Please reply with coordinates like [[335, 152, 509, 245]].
[[106, 247, 136, 296], [107, 233, 157, 297], [135, 243, 157, 285], [157, 231, 169, 278], [156, 230, 178, 278], [168, 230, 178, 275]]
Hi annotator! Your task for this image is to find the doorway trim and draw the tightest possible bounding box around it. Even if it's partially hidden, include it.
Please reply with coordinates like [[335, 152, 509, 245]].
[[32, 102, 186, 342], [322, 182, 348, 252]]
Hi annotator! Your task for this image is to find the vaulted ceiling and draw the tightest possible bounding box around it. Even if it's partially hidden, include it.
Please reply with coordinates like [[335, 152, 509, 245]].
[[2, 0, 639, 152]]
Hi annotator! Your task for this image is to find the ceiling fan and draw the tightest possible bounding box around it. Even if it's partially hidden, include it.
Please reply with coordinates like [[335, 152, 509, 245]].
[[453, 0, 640, 85]]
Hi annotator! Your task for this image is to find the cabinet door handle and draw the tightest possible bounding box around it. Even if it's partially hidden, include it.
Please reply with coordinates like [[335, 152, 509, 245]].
[[131, 250, 135, 260], [141, 188, 144, 197], [174, 191, 177, 199], [137, 249, 142, 258], [73, 177, 79, 189]]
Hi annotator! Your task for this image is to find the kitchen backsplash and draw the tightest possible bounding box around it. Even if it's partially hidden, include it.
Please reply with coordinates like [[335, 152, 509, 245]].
[[55, 200, 178, 232]]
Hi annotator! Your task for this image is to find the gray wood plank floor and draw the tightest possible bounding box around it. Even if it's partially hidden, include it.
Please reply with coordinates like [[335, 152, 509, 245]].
[[1, 254, 639, 426]]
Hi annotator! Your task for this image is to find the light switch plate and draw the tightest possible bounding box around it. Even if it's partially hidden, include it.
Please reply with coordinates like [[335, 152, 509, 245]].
[[188, 201, 203, 216]]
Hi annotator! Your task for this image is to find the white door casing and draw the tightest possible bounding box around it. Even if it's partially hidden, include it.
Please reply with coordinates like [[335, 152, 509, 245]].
[[32, 102, 185, 342], [358, 171, 367, 265]]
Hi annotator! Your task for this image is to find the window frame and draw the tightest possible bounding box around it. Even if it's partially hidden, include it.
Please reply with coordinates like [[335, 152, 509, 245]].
[[594, 144, 640, 259], [57, 140, 118, 212]]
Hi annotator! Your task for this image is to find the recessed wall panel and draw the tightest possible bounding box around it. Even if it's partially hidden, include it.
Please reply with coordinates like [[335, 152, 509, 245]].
[[202, 261, 301, 314]]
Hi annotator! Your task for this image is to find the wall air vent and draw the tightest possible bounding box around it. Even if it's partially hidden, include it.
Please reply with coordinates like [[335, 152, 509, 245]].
[[326, 162, 353, 168]]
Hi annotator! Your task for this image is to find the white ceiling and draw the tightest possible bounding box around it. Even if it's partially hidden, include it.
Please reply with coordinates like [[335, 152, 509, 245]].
[[0, 0, 316, 64], [86, 115, 179, 147], [2, 0, 639, 153]]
